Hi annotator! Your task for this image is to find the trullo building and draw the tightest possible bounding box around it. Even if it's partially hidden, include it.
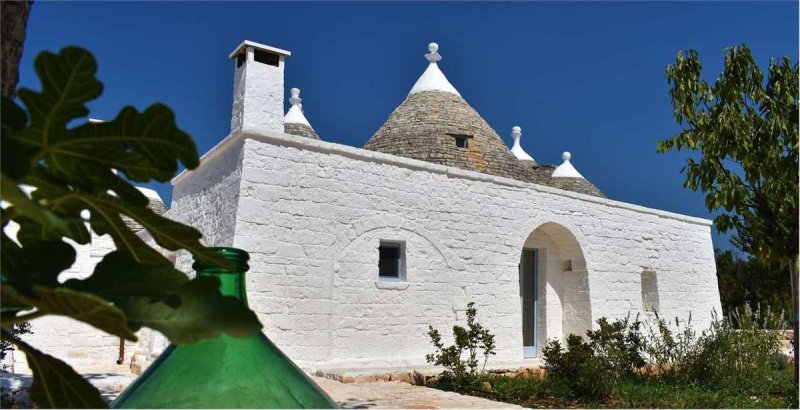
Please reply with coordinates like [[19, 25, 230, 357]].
[[165, 40, 721, 370], [13, 40, 722, 373]]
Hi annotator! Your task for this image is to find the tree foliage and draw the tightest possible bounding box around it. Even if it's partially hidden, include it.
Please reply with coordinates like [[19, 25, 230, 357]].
[[715, 248, 791, 319], [657, 45, 798, 266], [0, 47, 262, 408], [658, 44, 798, 382]]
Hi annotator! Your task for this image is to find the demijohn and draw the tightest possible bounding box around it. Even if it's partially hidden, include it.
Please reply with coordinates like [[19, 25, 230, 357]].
[[112, 247, 337, 408]]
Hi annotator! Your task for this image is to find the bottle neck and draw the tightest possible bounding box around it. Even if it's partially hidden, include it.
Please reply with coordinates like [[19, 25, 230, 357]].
[[192, 247, 251, 306], [198, 270, 249, 305]]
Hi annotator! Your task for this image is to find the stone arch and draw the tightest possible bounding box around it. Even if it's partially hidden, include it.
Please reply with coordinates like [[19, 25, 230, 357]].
[[518, 217, 593, 352], [327, 215, 457, 270], [323, 215, 456, 368]]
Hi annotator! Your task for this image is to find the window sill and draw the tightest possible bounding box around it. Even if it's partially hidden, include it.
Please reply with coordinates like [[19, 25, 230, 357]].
[[375, 280, 410, 290]]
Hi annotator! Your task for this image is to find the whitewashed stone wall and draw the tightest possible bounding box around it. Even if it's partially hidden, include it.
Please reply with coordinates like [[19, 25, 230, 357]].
[[170, 130, 722, 370], [5, 230, 137, 373], [169, 136, 245, 273]]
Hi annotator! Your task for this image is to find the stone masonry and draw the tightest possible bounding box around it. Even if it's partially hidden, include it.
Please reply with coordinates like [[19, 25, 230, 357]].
[[168, 128, 722, 371]]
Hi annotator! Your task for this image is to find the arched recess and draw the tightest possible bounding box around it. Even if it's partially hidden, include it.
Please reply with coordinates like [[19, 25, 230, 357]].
[[520, 221, 592, 354], [324, 217, 454, 368]]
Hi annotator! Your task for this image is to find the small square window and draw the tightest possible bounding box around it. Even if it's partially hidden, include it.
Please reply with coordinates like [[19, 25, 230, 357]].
[[453, 134, 469, 148], [379, 241, 405, 280]]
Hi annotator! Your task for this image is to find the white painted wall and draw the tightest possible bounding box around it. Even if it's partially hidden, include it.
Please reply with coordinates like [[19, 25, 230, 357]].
[[230, 47, 286, 135], [4, 231, 137, 373], [170, 130, 722, 370]]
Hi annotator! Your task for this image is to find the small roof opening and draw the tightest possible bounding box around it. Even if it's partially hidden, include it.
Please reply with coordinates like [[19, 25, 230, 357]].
[[254, 49, 280, 67]]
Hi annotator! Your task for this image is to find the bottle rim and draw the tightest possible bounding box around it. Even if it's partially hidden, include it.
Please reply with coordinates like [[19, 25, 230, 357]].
[[192, 247, 250, 273]]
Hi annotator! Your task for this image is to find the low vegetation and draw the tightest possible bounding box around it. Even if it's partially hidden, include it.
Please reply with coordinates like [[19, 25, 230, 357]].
[[426, 304, 797, 408]]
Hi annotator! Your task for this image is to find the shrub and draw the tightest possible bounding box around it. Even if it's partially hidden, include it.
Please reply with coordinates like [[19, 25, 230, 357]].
[[644, 304, 787, 393], [643, 312, 699, 380], [587, 315, 646, 379], [426, 302, 496, 391], [683, 305, 786, 392], [541, 334, 613, 401]]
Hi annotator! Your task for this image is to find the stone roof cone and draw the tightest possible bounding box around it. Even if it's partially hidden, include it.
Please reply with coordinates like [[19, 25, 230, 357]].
[[284, 88, 320, 140], [364, 43, 533, 182], [534, 152, 605, 197]]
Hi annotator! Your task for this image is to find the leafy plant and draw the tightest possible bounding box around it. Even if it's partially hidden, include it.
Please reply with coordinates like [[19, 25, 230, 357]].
[[426, 302, 496, 391], [587, 315, 646, 379], [643, 312, 699, 379], [657, 45, 799, 376], [541, 334, 613, 401], [644, 304, 787, 393], [0, 47, 262, 408], [683, 305, 786, 392]]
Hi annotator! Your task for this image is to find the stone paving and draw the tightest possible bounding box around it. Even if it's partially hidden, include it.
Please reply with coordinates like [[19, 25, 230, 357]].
[[1, 370, 520, 409], [315, 376, 521, 409]]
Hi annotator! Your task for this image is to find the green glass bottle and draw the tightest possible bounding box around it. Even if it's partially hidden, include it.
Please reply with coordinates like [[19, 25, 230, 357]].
[[112, 247, 337, 409]]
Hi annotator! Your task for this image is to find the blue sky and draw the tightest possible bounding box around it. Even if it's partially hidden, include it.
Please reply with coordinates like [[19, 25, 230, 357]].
[[17, 2, 798, 250]]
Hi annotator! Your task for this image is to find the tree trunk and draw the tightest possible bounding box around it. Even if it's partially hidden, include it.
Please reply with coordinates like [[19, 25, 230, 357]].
[[790, 255, 799, 385], [1, 0, 34, 99]]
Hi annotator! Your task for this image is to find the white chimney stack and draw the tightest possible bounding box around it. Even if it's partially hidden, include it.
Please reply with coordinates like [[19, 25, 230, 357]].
[[229, 40, 291, 134]]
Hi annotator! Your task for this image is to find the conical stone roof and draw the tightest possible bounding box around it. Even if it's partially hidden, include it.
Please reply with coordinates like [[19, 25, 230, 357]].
[[365, 91, 534, 181], [284, 88, 320, 140], [524, 158, 605, 198], [364, 43, 533, 182]]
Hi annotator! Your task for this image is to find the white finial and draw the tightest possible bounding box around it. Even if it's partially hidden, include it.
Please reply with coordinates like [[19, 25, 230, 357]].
[[552, 150, 585, 178], [289, 88, 302, 106], [425, 42, 442, 63], [410, 42, 460, 96], [510, 126, 534, 161], [284, 87, 312, 126]]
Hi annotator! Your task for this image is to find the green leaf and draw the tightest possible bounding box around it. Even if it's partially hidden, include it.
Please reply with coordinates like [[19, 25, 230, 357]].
[[4, 330, 108, 409], [14, 47, 102, 153], [60, 105, 200, 182], [1, 98, 31, 179], [119, 277, 262, 344], [4, 284, 137, 340], [62, 192, 226, 267], [65, 250, 189, 300], [0, 283, 32, 312], [2, 240, 76, 290], [0, 174, 78, 239]]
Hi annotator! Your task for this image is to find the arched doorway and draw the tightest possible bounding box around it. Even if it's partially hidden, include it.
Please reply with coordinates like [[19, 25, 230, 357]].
[[520, 222, 590, 357]]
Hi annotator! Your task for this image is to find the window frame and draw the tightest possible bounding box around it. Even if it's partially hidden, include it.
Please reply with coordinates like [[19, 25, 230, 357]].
[[449, 133, 471, 149], [378, 241, 406, 282]]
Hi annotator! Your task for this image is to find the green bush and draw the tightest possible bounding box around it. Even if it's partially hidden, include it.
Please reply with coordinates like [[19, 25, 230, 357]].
[[684, 305, 786, 393], [644, 304, 787, 392], [541, 334, 613, 401], [426, 302, 496, 392], [429, 305, 794, 407], [587, 315, 646, 379]]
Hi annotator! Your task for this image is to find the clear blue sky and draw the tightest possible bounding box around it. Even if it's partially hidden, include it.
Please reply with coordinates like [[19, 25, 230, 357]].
[[17, 2, 798, 250]]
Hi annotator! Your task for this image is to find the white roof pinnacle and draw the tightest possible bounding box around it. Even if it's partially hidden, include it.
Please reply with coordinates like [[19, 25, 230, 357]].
[[284, 87, 312, 127], [552, 151, 586, 178], [409, 42, 461, 97], [510, 126, 535, 161]]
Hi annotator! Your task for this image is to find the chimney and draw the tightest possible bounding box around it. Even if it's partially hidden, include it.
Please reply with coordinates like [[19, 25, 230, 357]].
[[229, 40, 291, 134]]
